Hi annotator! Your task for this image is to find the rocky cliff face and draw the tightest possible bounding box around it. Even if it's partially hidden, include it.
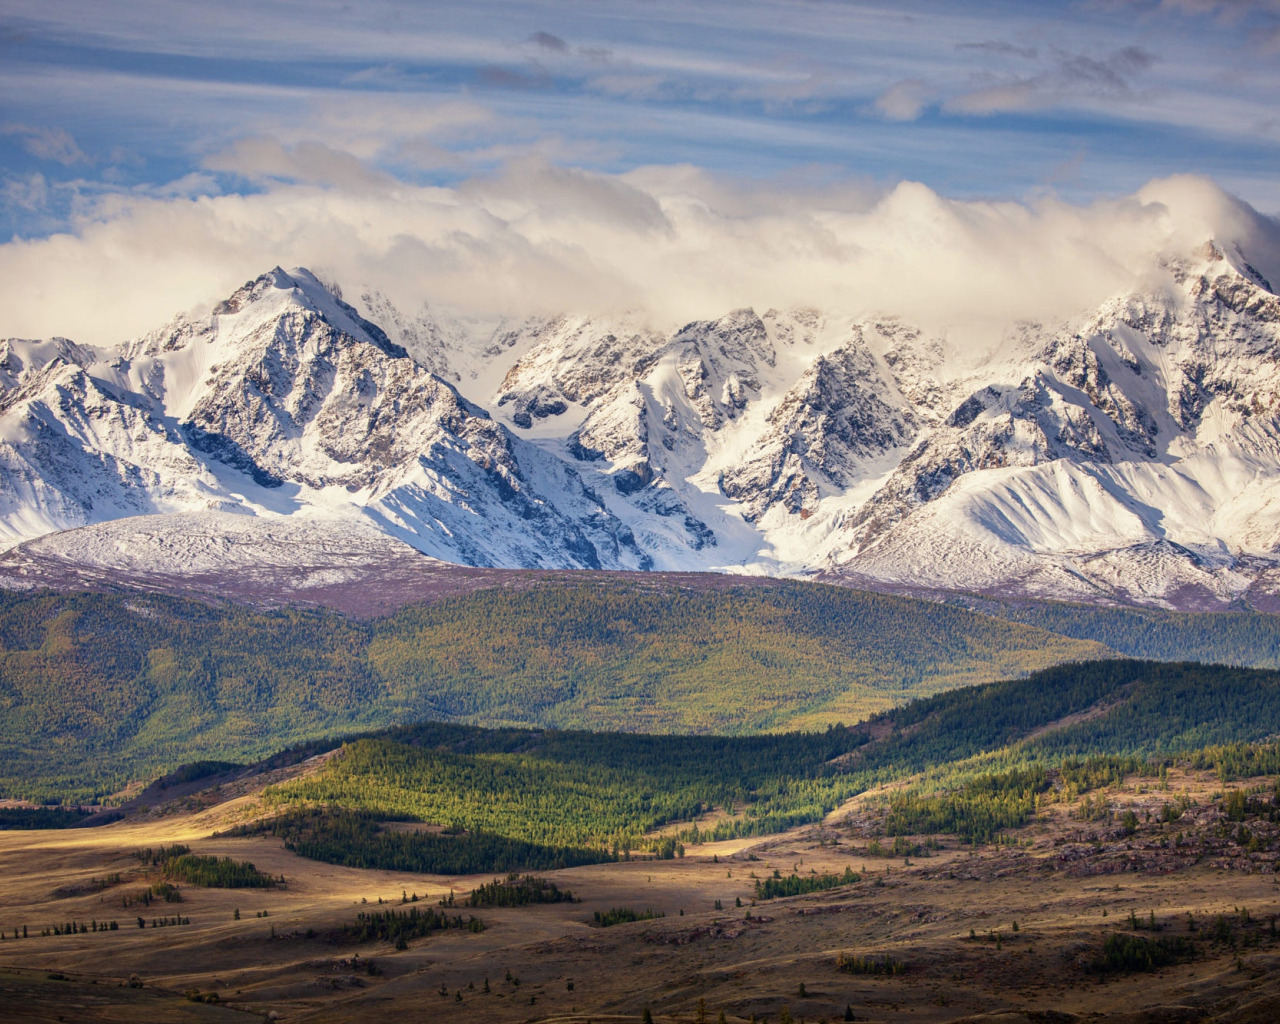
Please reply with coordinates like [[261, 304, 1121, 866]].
[[4, 237, 1280, 609], [721, 337, 917, 521]]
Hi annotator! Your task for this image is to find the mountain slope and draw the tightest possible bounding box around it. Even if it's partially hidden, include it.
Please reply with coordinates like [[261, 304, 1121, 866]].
[[225, 658, 1280, 862], [362, 229, 1280, 607], [1, 269, 648, 571]]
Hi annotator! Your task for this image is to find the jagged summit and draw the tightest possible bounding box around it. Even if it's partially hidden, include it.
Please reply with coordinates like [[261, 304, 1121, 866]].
[[5, 230, 1280, 609], [212, 267, 409, 359]]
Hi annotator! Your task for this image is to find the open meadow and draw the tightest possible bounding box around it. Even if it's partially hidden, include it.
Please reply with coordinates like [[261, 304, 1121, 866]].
[[4, 753, 1280, 1024]]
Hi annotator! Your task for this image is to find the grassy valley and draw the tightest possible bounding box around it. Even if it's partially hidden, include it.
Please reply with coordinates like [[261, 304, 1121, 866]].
[[9, 576, 1280, 802], [221, 659, 1280, 875], [9, 573, 1280, 1019]]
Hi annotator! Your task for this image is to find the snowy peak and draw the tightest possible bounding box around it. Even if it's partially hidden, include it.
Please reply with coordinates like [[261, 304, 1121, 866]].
[[822, 237, 1280, 607], [176, 270, 457, 490], [0, 269, 654, 571], [1193, 237, 1276, 296], [8, 236, 1280, 609], [494, 313, 667, 428], [720, 339, 916, 520], [0, 336, 100, 391], [126, 266, 406, 370], [355, 287, 465, 382], [210, 267, 408, 359], [671, 307, 777, 427]]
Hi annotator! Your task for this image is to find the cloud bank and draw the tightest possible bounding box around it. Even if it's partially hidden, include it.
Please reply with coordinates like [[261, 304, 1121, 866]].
[[1, 166, 1276, 351]]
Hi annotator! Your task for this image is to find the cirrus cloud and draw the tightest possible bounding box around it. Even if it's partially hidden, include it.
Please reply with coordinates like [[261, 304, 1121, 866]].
[[1, 123, 88, 166]]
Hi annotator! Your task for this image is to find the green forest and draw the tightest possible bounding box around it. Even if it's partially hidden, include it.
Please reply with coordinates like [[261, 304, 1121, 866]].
[[232, 659, 1280, 873], [7, 579, 1280, 807], [0, 581, 1111, 800], [135, 843, 279, 888], [462, 874, 574, 907], [957, 595, 1280, 666], [224, 806, 617, 875]]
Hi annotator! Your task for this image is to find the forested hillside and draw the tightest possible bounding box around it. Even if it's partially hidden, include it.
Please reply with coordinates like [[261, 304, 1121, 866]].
[[7, 578, 1280, 803], [0, 582, 1104, 799], [245, 659, 1280, 873], [961, 597, 1280, 667], [363, 582, 1106, 732]]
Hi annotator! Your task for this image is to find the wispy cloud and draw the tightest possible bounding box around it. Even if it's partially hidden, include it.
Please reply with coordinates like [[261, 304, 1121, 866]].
[[203, 138, 395, 190], [1092, 0, 1280, 50], [1, 123, 88, 165], [528, 30, 567, 52], [946, 46, 1157, 115], [874, 80, 932, 121], [2, 172, 49, 211], [1095, 0, 1280, 16], [478, 64, 552, 90], [2, 0, 1280, 253], [955, 41, 1039, 60]]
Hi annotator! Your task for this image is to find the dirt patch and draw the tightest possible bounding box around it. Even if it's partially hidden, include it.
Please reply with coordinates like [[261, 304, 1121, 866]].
[[1022, 688, 1134, 742]]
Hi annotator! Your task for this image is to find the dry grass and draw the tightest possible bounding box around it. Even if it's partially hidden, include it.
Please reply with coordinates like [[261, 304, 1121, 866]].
[[2, 767, 1280, 1023]]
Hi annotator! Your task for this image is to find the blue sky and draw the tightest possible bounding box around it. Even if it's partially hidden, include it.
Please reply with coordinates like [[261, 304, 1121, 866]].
[[3, 0, 1279, 238], [1, 1, 1278, 343]]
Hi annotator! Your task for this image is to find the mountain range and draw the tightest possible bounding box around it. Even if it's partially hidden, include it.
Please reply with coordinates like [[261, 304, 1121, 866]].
[[3, 225, 1280, 611]]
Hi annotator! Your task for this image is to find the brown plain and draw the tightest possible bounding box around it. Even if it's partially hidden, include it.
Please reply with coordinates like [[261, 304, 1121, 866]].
[[2, 764, 1279, 1024]]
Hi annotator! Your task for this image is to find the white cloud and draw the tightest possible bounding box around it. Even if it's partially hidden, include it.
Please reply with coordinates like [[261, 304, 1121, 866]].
[[1, 165, 1275, 353], [874, 80, 931, 121], [2, 172, 50, 212], [5, 0, 1280, 225], [203, 137, 395, 190]]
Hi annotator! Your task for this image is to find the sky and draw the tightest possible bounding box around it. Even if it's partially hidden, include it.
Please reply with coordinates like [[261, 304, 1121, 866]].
[[2, 0, 1279, 343]]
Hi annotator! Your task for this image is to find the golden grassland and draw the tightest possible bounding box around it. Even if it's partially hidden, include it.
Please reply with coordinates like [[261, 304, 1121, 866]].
[[3, 763, 1280, 1023]]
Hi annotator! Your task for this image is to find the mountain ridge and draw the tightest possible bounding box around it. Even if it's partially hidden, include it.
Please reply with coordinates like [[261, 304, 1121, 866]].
[[3, 231, 1280, 609]]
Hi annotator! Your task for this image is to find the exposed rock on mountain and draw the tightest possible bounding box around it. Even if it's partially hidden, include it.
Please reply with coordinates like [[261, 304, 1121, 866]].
[[722, 339, 916, 520]]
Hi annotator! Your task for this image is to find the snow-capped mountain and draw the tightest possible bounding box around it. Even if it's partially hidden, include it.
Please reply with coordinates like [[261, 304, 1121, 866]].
[[4, 232, 1280, 611], [0, 268, 646, 571]]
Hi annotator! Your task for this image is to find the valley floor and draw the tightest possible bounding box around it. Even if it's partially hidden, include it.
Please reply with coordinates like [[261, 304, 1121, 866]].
[[2, 767, 1280, 1023]]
